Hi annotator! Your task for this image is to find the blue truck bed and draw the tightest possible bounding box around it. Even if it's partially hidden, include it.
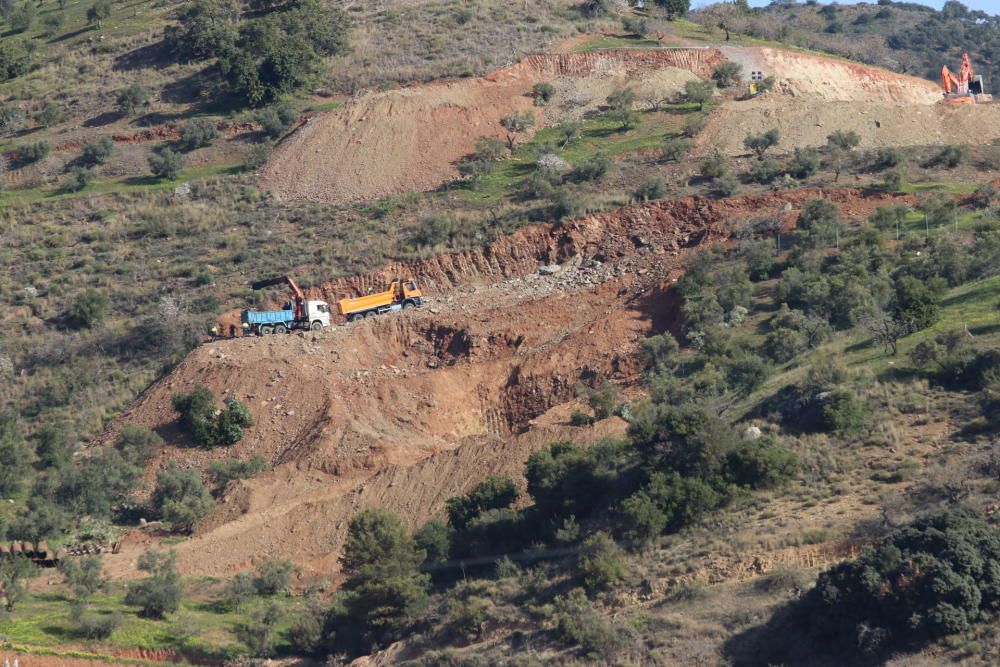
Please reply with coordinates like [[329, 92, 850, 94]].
[[243, 309, 294, 325]]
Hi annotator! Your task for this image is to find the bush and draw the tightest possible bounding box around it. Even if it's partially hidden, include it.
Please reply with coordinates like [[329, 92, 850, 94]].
[[413, 519, 452, 565], [179, 118, 219, 151], [700, 150, 727, 179], [172, 386, 253, 447], [82, 137, 115, 165], [882, 166, 906, 190], [682, 112, 707, 137], [924, 144, 968, 168], [236, 603, 282, 657], [75, 610, 121, 639], [820, 388, 868, 437], [207, 454, 269, 486], [151, 463, 214, 532], [8, 1, 36, 32], [252, 558, 294, 595], [0, 105, 27, 137], [149, 148, 185, 179], [866, 146, 902, 171], [749, 157, 781, 184], [633, 176, 666, 202], [165, 0, 240, 62], [255, 102, 298, 139], [18, 140, 50, 163], [474, 137, 505, 162], [35, 102, 64, 127], [125, 550, 182, 619], [663, 137, 691, 161], [577, 532, 627, 593], [67, 289, 108, 329], [446, 475, 519, 530], [116, 83, 150, 116], [712, 61, 743, 88], [727, 435, 797, 489], [0, 39, 30, 82], [245, 141, 272, 170], [788, 147, 820, 179], [714, 173, 740, 197], [553, 588, 623, 661], [526, 440, 629, 523], [65, 166, 95, 192], [549, 186, 584, 220], [798, 508, 1000, 660], [683, 80, 715, 110], [568, 152, 611, 182], [532, 82, 555, 106]]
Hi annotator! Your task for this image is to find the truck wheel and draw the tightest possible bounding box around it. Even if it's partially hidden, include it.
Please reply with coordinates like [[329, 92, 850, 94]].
[[274, 324, 288, 334], [260, 325, 273, 335], [402, 300, 414, 310], [311, 321, 322, 331], [350, 313, 364, 322], [365, 310, 378, 319]]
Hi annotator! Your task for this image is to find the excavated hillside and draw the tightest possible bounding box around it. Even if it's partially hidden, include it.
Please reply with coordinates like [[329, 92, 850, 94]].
[[258, 49, 724, 203], [99, 188, 913, 582], [258, 43, 1000, 204]]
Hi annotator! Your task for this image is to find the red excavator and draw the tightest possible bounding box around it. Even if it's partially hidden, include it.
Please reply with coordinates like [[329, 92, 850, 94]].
[[940, 53, 989, 104]]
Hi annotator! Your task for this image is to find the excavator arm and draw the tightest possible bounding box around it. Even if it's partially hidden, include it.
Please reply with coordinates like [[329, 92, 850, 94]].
[[941, 65, 960, 95], [251, 276, 306, 320]]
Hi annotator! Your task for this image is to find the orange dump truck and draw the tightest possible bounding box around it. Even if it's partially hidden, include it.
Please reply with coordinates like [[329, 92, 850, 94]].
[[338, 279, 424, 322]]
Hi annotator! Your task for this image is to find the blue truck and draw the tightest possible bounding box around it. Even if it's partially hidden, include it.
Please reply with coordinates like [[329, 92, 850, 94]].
[[242, 276, 332, 335]]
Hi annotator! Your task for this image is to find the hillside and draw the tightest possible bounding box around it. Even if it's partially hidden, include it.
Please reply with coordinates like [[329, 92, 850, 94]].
[[0, 0, 998, 664]]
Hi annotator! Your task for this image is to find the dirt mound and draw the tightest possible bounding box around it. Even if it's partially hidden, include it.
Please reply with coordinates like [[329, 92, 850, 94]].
[[97, 188, 912, 583], [258, 49, 723, 204], [700, 97, 1000, 156], [722, 47, 941, 104]]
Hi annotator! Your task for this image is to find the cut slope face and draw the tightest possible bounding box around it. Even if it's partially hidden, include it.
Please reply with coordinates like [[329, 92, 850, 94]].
[[100, 188, 912, 582], [258, 49, 723, 204]]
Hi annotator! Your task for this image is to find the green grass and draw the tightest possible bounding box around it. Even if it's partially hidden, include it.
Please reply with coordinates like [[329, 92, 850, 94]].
[[457, 108, 694, 204], [844, 274, 1000, 373], [900, 181, 979, 195], [573, 34, 665, 52], [0, 586, 304, 658], [0, 164, 246, 207]]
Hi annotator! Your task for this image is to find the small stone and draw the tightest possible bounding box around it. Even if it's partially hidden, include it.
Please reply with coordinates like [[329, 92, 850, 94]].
[[285, 409, 295, 417], [427, 359, 439, 369], [539, 264, 562, 275]]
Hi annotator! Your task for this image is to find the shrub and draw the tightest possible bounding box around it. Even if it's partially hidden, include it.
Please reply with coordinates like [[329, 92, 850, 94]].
[[826, 130, 860, 152], [42, 11, 66, 37], [245, 141, 272, 170], [568, 152, 611, 182], [500, 111, 535, 149], [0, 39, 30, 82], [867, 146, 902, 171], [172, 386, 253, 447], [236, 603, 282, 657], [532, 82, 556, 106], [446, 475, 519, 530], [207, 454, 269, 486], [0, 105, 27, 137], [255, 102, 298, 139], [924, 144, 968, 168], [712, 61, 743, 88], [116, 83, 150, 116], [820, 388, 868, 437], [82, 137, 115, 165], [125, 550, 182, 619], [165, 0, 240, 62], [618, 489, 667, 545], [67, 289, 108, 329], [699, 150, 727, 179], [456, 158, 494, 184], [788, 147, 820, 179], [74, 610, 122, 639], [727, 435, 797, 489], [553, 588, 623, 661], [882, 166, 906, 190], [798, 508, 1000, 660], [633, 176, 666, 202], [35, 102, 64, 127], [252, 558, 294, 595], [59, 556, 106, 602], [749, 157, 781, 184], [525, 440, 629, 523], [66, 166, 95, 192], [18, 140, 50, 164], [663, 137, 691, 162], [714, 173, 740, 197], [549, 187, 584, 220], [179, 118, 219, 151], [474, 137, 504, 162], [413, 519, 452, 564], [151, 463, 214, 532], [683, 113, 707, 138], [577, 532, 627, 593], [149, 148, 185, 179]]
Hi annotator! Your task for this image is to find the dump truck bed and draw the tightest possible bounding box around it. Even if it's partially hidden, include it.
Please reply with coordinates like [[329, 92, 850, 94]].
[[244, 309, 295, 324], [338, 291, 395, 316]]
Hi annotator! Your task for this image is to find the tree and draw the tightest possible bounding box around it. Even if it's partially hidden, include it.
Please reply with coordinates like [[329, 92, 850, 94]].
[[172, 386, 253, 447], [340, 508, 430, 649], [0, 556, 37, 612], [116, 83, 149, 116], [826, 129, 860, 152], [151, 463, 214, 532], [8, 1, 36, 33], [149, 148, 185, 180], [255, 102, 298, 139], [663, 138, 691, 162], [67, 289, 108, 329], [413, 519, 452, 565], [82, 137, 115, 166], [0, 412, 32, 497], [743, 129, 779, 159], [252, 558, 294, 595], [711, 61, 743, 88], [0, 106, 26, 137], [860, 309, 913, 356], [165, 0, 240, 62], [66, 166, 95, 192], [532, 82, 556, 106], [500, 111, 535, 150], [445, 475, 519, 530], [10, 497, 67, 552], [655, 0, 690, 21], [683, 80, 714, 110], [125, 550, 182, 618], [86, 0, 111, 28], [796, 198, 841, 246], [36, 101, 64, 128], [42, 11, 66, 37], [236, 602, 282, 657], [59, 556, 106, 603], [605, 88, 637, 131], [0, 39, 30, 82], [577, 532, 627, 593]]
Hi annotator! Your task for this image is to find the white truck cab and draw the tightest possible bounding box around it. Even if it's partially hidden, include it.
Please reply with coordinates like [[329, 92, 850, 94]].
[[305, 300, 331, 328]]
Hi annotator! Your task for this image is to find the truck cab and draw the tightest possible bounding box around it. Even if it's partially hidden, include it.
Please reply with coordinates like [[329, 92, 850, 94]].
[[305, 300, 331, 328]]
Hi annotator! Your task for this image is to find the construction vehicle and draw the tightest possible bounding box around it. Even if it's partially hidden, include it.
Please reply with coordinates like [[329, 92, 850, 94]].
[[243, 276, 331, 335], [339, 278, 423, 322], [941, 53, 991, 104]]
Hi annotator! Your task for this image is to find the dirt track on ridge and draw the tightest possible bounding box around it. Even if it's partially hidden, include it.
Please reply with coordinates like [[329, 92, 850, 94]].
[[97, 187, 914, 583]]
